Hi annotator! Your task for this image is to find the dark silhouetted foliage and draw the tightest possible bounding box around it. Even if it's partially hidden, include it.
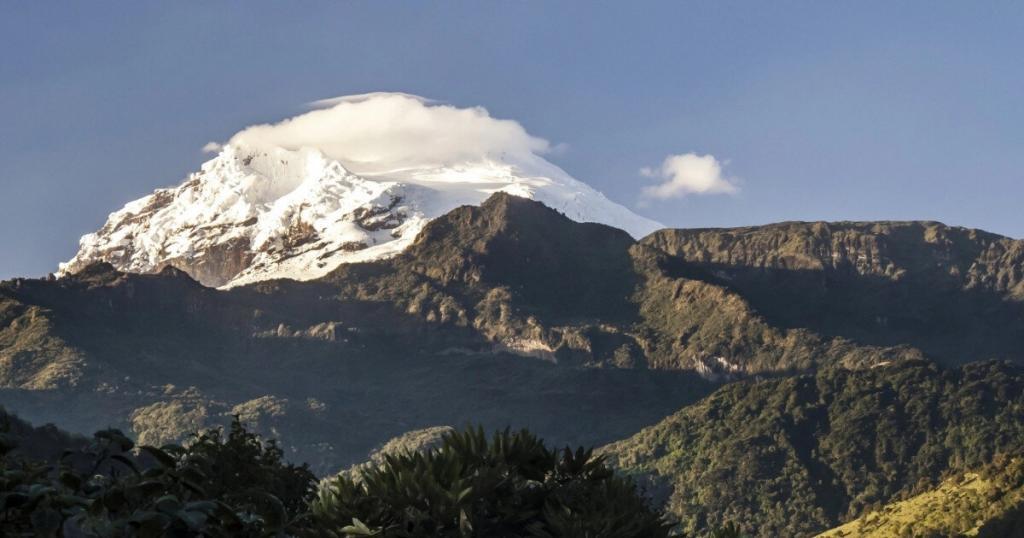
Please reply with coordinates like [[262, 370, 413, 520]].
[[309, 426, 673, 537], [1, 413, 681, 537], [0, 414, 315, 537], [178, 417, 317, 518]]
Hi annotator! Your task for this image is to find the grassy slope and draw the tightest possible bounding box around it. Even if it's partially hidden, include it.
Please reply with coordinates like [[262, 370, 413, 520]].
[[818, 457, 1024, 538]]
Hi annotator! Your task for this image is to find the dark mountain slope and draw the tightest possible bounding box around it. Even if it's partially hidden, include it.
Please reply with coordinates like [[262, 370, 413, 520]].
[[644, 221, 1024, 364], [601, 359, 1024, 537], [319, 194, 645, 366], [399, 194, 639, 322], [0, 198, 719, 472], [627, 242, 921, 375], [2, 195, 1022, 474], [320, 194, 923, 373]]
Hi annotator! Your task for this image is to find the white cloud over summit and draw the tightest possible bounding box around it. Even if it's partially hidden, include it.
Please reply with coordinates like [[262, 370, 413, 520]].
[[640, 153, 738, 200], [223, 92, 555, 177]]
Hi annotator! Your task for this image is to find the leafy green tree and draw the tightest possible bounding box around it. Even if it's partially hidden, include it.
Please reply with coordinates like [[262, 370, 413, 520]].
[[309, 426, 673, 537]]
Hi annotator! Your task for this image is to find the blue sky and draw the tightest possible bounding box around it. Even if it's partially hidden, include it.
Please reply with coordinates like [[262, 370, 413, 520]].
[[2, 2, 1022, 279]]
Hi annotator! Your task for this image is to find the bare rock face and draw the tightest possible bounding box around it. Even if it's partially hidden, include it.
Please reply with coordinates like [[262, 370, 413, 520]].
[[640, 221, 1024, 364], [159, 237, 255, 289]]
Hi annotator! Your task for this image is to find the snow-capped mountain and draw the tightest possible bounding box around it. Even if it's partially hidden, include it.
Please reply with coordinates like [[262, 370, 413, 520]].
[[59, 140, 661, 288]]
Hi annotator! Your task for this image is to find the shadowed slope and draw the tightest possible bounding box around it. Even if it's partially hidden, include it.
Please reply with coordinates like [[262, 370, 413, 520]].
[[3, 195, 1023, 476], [643, 221, 1024, 364], [602, 360, 1024, 537]]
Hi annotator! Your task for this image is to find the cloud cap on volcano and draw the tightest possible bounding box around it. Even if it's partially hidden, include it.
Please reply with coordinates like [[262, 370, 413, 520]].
[[227, 92, 553, 176]]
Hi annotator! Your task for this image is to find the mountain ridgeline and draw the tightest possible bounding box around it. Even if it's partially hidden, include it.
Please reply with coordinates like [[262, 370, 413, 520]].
[[645, 221, 1024, 365], [3, 193, 1024, 536]]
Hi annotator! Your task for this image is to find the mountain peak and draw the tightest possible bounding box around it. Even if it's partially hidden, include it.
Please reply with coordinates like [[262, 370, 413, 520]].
[[59, 141, 659, 289]]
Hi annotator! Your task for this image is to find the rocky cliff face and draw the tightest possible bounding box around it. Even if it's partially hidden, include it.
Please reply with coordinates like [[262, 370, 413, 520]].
[[644, 221, 1024, 297], [642, 221, 1024, 364]]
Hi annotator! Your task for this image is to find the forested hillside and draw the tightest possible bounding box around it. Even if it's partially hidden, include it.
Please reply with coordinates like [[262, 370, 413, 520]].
[[602, 359, 1024, 536], [818, 455, 1024, 537]]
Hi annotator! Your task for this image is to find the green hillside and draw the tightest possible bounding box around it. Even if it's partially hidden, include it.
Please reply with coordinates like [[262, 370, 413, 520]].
[[601, 359, 1024, 537], [818, 456, 1024, 537]]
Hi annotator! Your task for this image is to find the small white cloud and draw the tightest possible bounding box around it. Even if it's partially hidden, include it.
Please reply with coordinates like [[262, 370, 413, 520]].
[[201, 141, 223, 154], [640, 153, 738, 200]]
